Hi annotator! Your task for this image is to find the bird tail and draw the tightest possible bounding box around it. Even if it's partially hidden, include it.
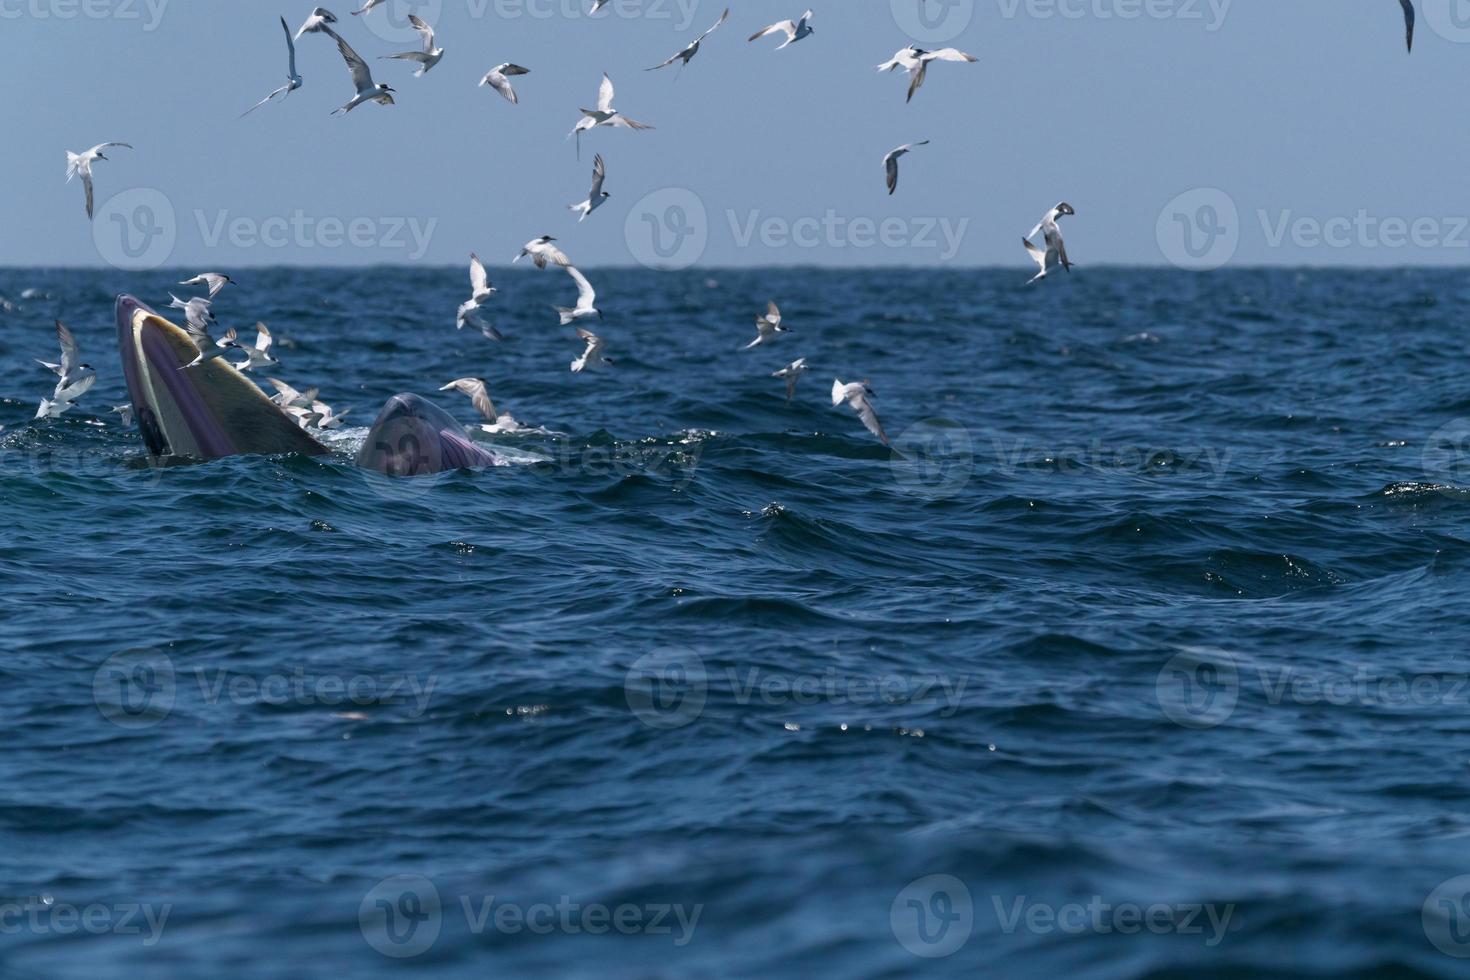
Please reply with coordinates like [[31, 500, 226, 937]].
[[555, 306, 575, 326], [64, 153, 81, 181]]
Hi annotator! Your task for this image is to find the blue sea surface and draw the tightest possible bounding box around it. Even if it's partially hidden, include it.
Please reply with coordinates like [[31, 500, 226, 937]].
[[3, 266, 1470, 978]]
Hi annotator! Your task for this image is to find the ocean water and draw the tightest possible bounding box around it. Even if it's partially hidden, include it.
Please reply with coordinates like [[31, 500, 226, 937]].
[[3, 266, 1470, 978]]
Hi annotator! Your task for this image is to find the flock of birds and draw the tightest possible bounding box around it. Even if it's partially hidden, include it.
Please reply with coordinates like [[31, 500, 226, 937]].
[[41, 1, 1424, 449]]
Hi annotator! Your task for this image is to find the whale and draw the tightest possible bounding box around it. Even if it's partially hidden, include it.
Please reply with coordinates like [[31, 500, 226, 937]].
[[116, 294, 500, 475], [115, 294, 328, 459], [356, 392, 504, 476]]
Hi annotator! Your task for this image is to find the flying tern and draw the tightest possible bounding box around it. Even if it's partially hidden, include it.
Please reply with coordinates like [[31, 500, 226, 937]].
[[480, 63, 530, 103], [242, 17, 303, 116], [567, 154, 609, 222], [555, 266, 601, 325], [773, 358, 809, 402], [457, 252, 503, 340], [381, 14, 444, 76], [647, 7, 729, 74], [569, 74, 653, 158], [65, 142, 132, 220], [883, 140, 928, 195], [749, 9, 814, 49], [570, 328, 612, 372], [325, 28, 395, 114], [832, 379, 889, 446], [745, 301, 789, 348]]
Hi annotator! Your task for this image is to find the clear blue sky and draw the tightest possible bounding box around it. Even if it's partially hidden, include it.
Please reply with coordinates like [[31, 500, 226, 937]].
[[0, 0, 1463, 268]]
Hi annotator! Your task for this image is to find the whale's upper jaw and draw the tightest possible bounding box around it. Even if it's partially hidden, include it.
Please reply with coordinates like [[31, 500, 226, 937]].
[[114, 293, 329, 461]]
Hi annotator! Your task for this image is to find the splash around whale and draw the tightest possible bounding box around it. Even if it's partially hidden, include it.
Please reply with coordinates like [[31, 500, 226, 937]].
[[114, 294, 498, 475]]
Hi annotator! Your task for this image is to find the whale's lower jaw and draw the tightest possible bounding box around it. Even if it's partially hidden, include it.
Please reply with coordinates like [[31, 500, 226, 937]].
[[115, 294, 329, 460], [356, 393, 503, 476]]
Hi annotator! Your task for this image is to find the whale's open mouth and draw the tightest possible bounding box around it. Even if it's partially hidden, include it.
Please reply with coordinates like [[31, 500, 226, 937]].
[[115, 294, 500, 476], [115, 293, 328, 460]]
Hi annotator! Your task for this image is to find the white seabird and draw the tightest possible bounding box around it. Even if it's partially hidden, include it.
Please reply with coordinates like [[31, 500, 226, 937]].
[[295, 6, 338, 40], [568, 74, 653, 159], [65, 142, 132, 220], [883, 140, 929, 195], [325, 28, 395, 114], [1022, 202, 1075, 284], [457, 252, 503, 340], [182, 325, 246, 370], [178, 272, 235, 299], [36, 320, 96, 405], [381, 14, 444, 77], [555, 266, 601, 325], [749, 9, 814, 49], [233, 323, 280, 372], [242, 17, 303, 117], [167, 293, 216, 330], [480, 63, 530, 104], [647, 7, 729, 74], [570, 328, 612, 372], [832, 379, 889, 446], [268, 378, 319, 409], [745, 301, 789, 349], [514, 235, 571, 269], [567, 154, 609, 222], [773, 357, 809, 402], [438, 378, 556, 434], [877, 45, 977, 102]]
